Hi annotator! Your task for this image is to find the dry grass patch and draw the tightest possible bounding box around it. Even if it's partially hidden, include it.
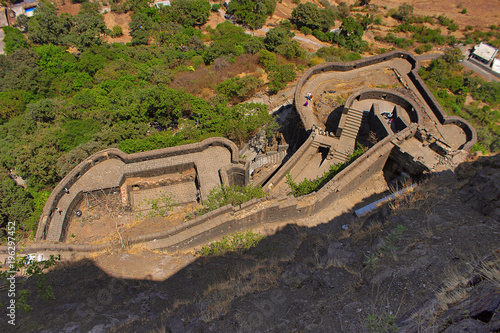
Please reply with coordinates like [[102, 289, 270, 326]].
[[198, 260, 284, 321], [388, 180, 429, 213], [435, 266, 473, 311], [160, 257, 285, 323], [170, 54, 261, 97]]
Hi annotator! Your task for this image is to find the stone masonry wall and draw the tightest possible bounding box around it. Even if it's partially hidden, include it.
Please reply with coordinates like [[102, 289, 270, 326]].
[[5, 126, 419, 254], [294, 50, 477, 150], [36, 137, 246, 241]]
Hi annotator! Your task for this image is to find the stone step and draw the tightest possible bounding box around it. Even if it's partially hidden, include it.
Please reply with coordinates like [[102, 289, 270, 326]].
[[343, 131, 358, 140], [346, 113, 363, 121], [342, 127, 358, 136], [345, 116, 362, 123], [347, 109, 364, 116], [343, 123, 360, 132]]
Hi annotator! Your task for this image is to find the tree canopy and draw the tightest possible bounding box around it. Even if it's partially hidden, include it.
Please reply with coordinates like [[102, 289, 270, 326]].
[[227, 0, 277, 29], [291, 2, 336, 32]]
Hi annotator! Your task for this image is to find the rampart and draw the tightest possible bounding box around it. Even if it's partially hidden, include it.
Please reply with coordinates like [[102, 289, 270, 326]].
[[345, 88, 423, 124], [4, 126, 418, 254], [3, 51, 478, 256], [35, 137, 248, 241], [294, 50, 477, 150]]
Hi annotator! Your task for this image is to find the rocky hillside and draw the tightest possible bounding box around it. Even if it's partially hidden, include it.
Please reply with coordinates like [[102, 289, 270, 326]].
[[2, 154, 499, 333]]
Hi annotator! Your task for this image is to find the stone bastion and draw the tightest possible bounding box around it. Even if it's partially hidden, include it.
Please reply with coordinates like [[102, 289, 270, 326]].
[[0, 50, 478, 256]]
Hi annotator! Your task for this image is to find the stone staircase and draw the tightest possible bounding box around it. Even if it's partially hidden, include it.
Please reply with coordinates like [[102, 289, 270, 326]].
[[250, 149, 288, 173], [330, 109, 366, 164]]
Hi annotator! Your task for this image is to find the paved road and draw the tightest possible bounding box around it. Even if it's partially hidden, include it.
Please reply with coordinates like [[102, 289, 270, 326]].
[[461, 59, 499, 82], [458, 45, 499, 82], [415, 53, 442, 61], [293, 35, 324, 48]]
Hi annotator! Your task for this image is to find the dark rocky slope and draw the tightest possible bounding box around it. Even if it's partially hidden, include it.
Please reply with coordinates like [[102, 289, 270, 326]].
[[2, 154, 499, 333]]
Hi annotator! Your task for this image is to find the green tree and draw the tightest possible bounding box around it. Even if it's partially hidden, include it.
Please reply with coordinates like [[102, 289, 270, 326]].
[[337, 17, 366, 51], [14, 14, 29, 32], [171, 0, 211, 26], [0, 169, 34, 239], [0, 48, 44, 94], [0, 90, 30, 122], [337, 2, 350, 19], [443, 47, 464, 65], [28, 2, 72, 45], [216, 75, 264, 102], [268, 64, 296, 94], [68, 12, 108, 49], [227, 0, 277, 29], [276, 39, 306, 59], [393, 3, 414, 22], [264, 26, 294, 52], [26, 98, 59, 124], [244, 37, 265, 54], [291, 2, 335, 32], [2, 27, 29, 55]]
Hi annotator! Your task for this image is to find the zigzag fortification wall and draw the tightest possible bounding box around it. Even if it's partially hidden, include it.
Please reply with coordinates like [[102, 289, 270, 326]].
[[0, 51, 478, 255]]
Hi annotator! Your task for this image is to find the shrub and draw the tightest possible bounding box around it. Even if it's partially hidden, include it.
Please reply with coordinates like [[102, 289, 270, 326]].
[[392, 3, 413, 22], [268, 63, 296, 94], [448, 23, 459, 32], [216, 75, 264, 102], [415, 43, 432, 54], [196, 230, 264, 256], [365, 313, 399, 333], [286, 143, 366, 197], [258, 49, 277, 70], [110, 25, 123, 38], [275, 39, 306, 59], [202, 184, 268, 213], [2, 26, 28, 55], [244, 37, 265, 54], [211, 3, 220, 11], [300, 26, 312, 35]]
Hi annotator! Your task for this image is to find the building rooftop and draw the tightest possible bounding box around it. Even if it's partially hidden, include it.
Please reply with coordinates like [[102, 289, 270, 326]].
[[472, 42, 498, 62], [492, 58, 500, 74], [154, 0, 170, 8]]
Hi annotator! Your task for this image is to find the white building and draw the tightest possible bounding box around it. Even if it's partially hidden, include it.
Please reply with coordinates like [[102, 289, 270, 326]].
[[492, 58, 500, 74], [471, 42, 498, 65], [154, 1, 171, 8]]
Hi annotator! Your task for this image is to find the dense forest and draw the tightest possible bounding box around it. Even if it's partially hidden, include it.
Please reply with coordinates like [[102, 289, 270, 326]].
[[0, 0, 499, 241]]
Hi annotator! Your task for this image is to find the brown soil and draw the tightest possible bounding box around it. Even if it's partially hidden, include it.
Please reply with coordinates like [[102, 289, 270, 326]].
[[64, 169, 199, 245], [54, 0, 81, 16], [204, 8, 226, 29], [102, 11, 132, 44], [375, 0, 499, 29]]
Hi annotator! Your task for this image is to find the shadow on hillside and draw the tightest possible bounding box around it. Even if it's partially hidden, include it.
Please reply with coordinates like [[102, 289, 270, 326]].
[[0, 208, 358, 332], [3, 154, 498, 333]]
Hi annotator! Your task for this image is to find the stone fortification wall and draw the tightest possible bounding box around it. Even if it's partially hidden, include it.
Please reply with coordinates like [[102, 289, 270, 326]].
[[14, 51, 477, 254], [263, 134, 315, 191], [7, 127, 418, 254], [346, 88, 423, 124], [294, 50, 477, 150], [36, 137, 248, 241]]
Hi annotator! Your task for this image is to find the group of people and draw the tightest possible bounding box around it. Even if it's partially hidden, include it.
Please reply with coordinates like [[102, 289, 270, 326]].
[[304, 92, 313, 106], [55, 187, 70, 215]]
